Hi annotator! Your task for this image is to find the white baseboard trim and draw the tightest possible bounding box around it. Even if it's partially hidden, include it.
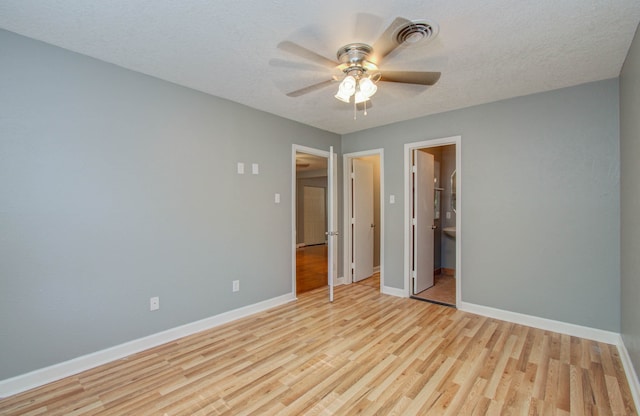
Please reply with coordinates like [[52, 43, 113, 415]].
[[0, 293, 297, 398], [617, 336, 640, 411], [381, 285, 405, 298], [336, 276, 346, 286], [458, 301, 620, 344], [373, 266, 380, 273]]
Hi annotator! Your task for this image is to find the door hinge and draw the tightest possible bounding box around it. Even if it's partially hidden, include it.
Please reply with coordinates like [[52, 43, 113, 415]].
[[412, 270, 416, 279], [412, 218, 417, 226], [351, 217, 355, 224], [351, 172, 355, 179], [412, 165, 417, 173]]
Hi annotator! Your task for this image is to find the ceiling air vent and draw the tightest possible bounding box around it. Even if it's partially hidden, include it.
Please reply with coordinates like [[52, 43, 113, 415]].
[[395, 20, 439, 45]]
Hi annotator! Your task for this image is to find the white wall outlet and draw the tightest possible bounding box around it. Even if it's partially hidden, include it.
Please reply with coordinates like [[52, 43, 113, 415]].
[[232, 280, 240, 292], [237, 162, 245, 174], [274, 193, 280, 204], [150, 296, 159, 311], [252, 163, 259, 175]]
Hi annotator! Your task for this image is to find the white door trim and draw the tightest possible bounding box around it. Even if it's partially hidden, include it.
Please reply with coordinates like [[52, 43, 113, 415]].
[[292, 144, 330, 297], [342, 148, 385, 291], [403, 136, 461, 305]]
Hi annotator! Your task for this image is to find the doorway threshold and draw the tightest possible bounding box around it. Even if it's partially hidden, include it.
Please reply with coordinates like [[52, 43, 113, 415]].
[[410, 296, 456, 308]]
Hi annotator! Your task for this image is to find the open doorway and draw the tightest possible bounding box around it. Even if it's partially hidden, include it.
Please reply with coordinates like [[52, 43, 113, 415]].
[[294, 150, 329, 295], [404, 137, 461, 307], [343, 149, 384, 291]]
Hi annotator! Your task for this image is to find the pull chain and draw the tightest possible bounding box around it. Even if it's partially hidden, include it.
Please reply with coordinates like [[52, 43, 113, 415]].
[[353, 98, 357, 120]]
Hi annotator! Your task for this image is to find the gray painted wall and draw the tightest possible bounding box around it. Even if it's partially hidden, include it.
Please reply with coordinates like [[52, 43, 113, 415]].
[[0, 30, 341, 379], [343, 79, 620, 331], [621, 23, 640, 379]]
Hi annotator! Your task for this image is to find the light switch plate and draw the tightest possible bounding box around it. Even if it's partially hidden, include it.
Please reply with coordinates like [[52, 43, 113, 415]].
[[252, 163, 259, 175], [237, 162, 244, 174], [150, 297, 159, 311], [275, 193, 280, 203], [390, 195, 395, 204]]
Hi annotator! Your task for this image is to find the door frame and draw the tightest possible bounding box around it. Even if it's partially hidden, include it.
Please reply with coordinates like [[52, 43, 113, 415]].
[[404, 136, 461, 305], [292, 144, 331, 297], [343, 149, 385, 291]]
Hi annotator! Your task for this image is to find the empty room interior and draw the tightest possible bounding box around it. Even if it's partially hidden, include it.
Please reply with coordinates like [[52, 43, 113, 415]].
[[2, 2, 640, 415]]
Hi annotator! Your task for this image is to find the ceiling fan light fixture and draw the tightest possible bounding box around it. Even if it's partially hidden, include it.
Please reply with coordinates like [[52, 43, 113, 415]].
[[335, 75, 356, 102], [358, 77, 377, 98], [335, 90, 352, 103], [340, 75, 356, 94], [354, 91, 370, 104]]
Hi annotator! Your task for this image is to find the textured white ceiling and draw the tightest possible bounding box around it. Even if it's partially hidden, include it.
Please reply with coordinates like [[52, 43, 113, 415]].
[[1, 1, 639, 134]]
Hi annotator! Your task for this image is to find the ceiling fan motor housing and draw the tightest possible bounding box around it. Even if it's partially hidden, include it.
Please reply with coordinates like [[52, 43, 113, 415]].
[[337, 43, 375, 76]]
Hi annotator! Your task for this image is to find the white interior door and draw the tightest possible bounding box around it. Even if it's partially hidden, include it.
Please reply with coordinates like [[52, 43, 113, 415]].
[[327, 146, 338, 302], [302, 186, 326, 245], [413, 150, 435, 294], [352, 159, 374, 282]]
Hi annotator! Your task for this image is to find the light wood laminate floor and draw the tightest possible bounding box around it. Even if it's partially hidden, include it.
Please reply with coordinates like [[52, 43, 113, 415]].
[[1, 282, 636, 415]]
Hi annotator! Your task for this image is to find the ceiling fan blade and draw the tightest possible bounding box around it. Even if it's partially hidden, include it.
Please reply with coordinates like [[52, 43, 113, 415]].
[[269, 58, 331, 72], [286, 79, 336, 97], [379, 71, 441, 86], [370, 17, 412, 64], [278, 41, 338, 69]]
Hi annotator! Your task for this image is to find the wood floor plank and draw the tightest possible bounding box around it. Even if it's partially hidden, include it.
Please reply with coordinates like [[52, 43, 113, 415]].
[[0, 282, 637, 415]]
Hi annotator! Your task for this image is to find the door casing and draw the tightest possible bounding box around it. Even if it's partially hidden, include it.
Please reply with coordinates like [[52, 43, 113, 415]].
[[292, 145, 334, 297], [343, 149, 384, 290], [404, 136, 461, 305], [352, 158, 374, 282]]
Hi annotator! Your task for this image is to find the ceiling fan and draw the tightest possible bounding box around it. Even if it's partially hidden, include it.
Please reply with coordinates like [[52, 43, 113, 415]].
[[278, 17, 441, 116]]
